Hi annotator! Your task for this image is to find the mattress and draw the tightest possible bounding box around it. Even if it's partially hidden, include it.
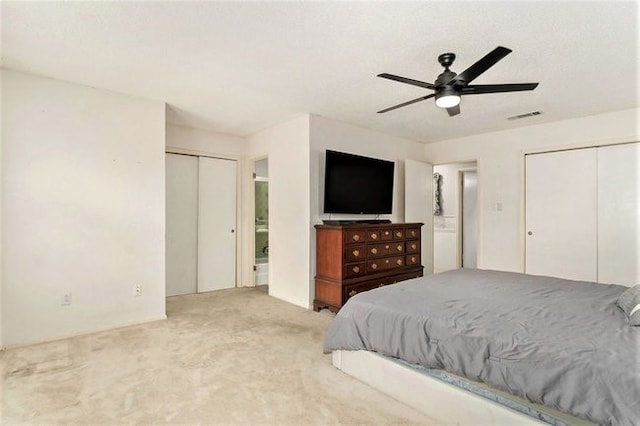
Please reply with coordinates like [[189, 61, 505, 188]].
[[323, 269, 640, 425]]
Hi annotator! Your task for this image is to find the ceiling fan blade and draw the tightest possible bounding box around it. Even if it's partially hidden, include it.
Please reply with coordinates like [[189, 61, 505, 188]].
[[445, 46, 512, 86], [446, 105, 460, 116], [378, 73, 435, 90], [460, 83, 539, 94], [377, 93, 435, 113]]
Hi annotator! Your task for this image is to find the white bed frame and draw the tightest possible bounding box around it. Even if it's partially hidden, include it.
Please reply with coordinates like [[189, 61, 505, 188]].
[[332, 350, 592, 425]]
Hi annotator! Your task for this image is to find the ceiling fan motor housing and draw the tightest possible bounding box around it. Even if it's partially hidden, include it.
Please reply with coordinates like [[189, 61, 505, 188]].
[[436, 52, 458, 90], [435, 70, 458, 89]]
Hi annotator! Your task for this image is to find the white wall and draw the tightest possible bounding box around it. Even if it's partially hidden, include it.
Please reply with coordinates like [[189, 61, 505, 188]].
[[246, 115, 311, 308], [2, 70, 166, 346], [424, 108, 640, 273], [166, 124, 246, 158], [310, 115, 428, 225]]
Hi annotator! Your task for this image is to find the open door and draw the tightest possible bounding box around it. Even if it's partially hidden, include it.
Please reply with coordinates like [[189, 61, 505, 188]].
[[405, 159, 434, 275], [460, 170, 478, 268]]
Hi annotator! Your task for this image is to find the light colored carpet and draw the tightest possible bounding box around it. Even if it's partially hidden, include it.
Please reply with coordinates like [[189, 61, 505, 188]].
[[1, 287, 441, 425]]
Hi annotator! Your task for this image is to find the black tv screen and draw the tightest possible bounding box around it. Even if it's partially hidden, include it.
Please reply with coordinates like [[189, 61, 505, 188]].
[[323, 150, 394, 214]]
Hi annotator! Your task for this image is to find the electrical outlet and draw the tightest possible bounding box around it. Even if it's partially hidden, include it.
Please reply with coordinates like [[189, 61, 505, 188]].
[[134, 284, 142, 297], [61, 293, 72, 306]]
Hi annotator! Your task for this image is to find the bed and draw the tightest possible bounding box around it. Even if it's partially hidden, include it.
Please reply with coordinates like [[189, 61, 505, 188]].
[[324, 269, 640, 425]]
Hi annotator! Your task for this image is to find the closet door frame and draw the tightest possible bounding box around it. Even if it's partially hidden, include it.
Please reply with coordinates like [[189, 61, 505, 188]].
[[165, 147, 242, 292], [521, 141, 639, 283]]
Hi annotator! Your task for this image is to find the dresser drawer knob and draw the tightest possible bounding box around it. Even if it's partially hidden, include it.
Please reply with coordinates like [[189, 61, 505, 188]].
[[385, 260, 389, 264], [385, 245, 389, 249], [371, 248, 377, 255], [349, 290, 357, 297], [352, 266, 360, 273], [411, 230, 417, 237], [371, 233, 378, 240], [396, 259, 403, 266], [411, 256, 416, 263], [352, 249, 360, 257], [396, 245, 403, 252], [371, 263, 378, 270], [352, 234, 360, 241], [384, 231, 390, 236], [396, 231, 403, 238], [411, 243, 417, 250]]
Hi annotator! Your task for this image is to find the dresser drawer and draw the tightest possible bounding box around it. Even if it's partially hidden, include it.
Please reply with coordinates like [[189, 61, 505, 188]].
[[344, 279, 390, 302], [393, 229, 405, 239], [367, 255, 404, 273], [344, 262, 365, 278], [345, 245, 366, 262], [380, 229, 394, 240], [406, 254, 420, 266], [368, 242, 404, 258], [345, 230, 366, 244], [406, 240, 421, 254], [366, 229, 382, 242], [406, 227, 420, 240]]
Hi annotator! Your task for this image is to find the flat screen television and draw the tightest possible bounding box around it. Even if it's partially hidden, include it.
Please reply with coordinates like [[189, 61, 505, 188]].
[[323, 150, 394, 214]]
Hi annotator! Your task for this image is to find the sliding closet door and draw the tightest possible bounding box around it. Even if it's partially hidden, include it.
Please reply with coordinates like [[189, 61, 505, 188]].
[[525, 149, 598, 281], [597, 143, 639, 286], [197, 157, 237, 292], [166, 153, 198, 296]]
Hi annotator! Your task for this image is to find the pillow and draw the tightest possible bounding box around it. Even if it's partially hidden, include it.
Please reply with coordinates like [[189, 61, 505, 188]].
[[616, 285, 640, 326]]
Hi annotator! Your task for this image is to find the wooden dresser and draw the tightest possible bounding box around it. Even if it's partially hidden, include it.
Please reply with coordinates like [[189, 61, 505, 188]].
[[314, 222, 423, 313]]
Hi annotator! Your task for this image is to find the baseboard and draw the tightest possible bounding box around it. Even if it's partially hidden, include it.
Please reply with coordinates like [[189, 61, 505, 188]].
[[3, 315, 168, 350]]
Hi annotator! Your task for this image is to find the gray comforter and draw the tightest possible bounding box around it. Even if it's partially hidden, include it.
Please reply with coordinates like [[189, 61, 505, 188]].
[[324, 269, 640, 425]]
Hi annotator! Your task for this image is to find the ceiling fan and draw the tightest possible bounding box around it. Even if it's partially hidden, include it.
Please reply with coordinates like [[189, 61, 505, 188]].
[[377, 46, 538, 116]]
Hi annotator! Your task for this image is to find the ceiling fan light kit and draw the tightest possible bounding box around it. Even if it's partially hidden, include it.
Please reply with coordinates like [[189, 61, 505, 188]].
[[377, 46, 539, 117], [435, 88, 460, 108]]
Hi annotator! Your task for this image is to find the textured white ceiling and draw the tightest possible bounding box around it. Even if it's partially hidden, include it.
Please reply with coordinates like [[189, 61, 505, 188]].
[[2, 1, 638, 143]]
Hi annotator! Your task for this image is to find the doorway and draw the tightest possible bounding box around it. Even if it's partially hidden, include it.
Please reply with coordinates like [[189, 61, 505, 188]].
[[433, 161, 478, 273], [253, 158, 269, 287]]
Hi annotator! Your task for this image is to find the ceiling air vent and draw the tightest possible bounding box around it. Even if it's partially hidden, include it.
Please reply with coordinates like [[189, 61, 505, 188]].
[[507, 111, 542, 121]]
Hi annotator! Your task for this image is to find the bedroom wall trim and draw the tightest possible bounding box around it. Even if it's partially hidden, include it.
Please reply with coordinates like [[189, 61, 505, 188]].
[[2, 315, 168, 351], [165, 146, 242, 161]]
